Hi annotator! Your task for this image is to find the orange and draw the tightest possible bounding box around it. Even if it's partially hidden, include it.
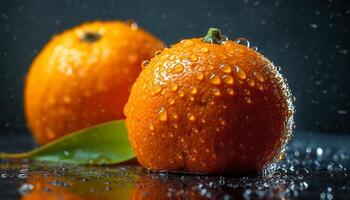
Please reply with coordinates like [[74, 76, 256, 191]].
[[24, 20, 164, 144], [124, 28, 294, 174]]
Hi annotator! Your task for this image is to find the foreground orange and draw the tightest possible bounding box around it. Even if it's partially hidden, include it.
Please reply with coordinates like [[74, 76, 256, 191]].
[[125, 28, 294, 174], [25, 20, 164, 144]]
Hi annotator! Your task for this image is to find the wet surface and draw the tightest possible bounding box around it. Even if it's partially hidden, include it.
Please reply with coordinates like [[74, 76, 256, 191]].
[[0, 132, 349, 200]]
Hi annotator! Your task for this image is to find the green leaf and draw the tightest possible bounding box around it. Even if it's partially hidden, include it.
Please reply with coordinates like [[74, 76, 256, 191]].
[[0, 120, 135, 165]]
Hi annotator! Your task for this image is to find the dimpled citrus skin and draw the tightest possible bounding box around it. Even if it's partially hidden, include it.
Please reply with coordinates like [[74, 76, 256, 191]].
[[25, 21, 164, 144], [125, 37, 294, 174]]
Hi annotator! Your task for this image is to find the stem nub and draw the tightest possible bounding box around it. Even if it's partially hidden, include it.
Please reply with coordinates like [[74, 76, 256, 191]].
[[81, 32, 101, 43], [203, 28, 225, 44]]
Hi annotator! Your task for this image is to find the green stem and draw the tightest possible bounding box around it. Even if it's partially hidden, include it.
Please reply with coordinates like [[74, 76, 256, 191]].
[[203, 28, 225, 44]]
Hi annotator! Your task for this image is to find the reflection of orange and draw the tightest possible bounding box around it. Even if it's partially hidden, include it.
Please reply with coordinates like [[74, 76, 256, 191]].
[[25, 21, 164, 144], [22, 174, 83, 200], [125, 29, 294, 174], [131, 174, 207, 200], [22, 170, 135, 200]]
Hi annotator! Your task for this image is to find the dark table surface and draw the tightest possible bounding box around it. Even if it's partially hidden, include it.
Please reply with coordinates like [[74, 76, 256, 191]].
[[0, 131, 349, 200]]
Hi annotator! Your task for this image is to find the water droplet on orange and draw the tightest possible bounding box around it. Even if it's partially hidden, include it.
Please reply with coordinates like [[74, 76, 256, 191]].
[[187, 113, 196, 121], [141, 60, 149, 69], [212, 88, 221, 96], [169, 55, 176, 61], [200, 47, 209, 53], [125, 20, 138, 30], [244, 97, 252, 104], [171, 113, 178, 120], [190, 87, 198, 95], [189, 54, 198, 62], [244, 89, 251, 96], [178, 90, 185, 97], [219, 118, 226, 126], [234, 37, 250, 47], [170, 83, 178, 92], [158, 107, 168, 122], [209, 73, 221, 85], [172, 64, 184, 73], [192, 127, 199, 133], [257, 83, 264, 91], [168, 98, 175, 105], [227, 88, 235, 96], [154, 50, 162, 56], [255, 72, 265, 82], [233, 65, 246, 79], [196, 72, 204, 80], [154, 85, 162, 93], [149, 124, 154, 131], [183, 40, 194, 47], [219, 64, 232, 73], [247, 79, 255, 87], [221, 74, 234, 85]]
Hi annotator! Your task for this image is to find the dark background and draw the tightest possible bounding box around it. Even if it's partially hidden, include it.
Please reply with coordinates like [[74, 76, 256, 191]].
[[0, 0, 349, 134]]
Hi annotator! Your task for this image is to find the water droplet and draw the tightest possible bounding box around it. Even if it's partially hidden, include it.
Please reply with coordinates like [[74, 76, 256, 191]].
[[187, 113, 196, 121], [227, 88, 235, 96], [244, 97, 252, 104], [234, 37, 250, 47], [169, 55, 176, 61], [172, 64, 184, 73], [212, 88, 221, 96], [170, 84, 178, 92], [125, 19, 138, 30], [63, 150, 70, 156], [168, 98, 175, 105], [219, 118, 226, 126], [153, 85, 162, 94], [257, 83, 264, 91], [18, 183, 33, 195], [247, 79, 255, 87], [317, 147, 323, 156], [18, 174, 28, 179], [178, 90, 185, 98], [183, 40, 194, 47], [233, 66, 246, 79], [189, 54, 198, 62], [209, 73, 221, 85], [149, 124, 154, 131], [251, 46, 258, 51], [221, 74, 234, 85], [190, 87, 198, 95], [141, 60, 149, 69], [278, 152, 286, 160], [243, 89, 251, 96], [219, 64, 232, 73], [255, 72, 265, 82], [171, 113, 178, 120], [154, 50, 162, 56], [158, 107, 168, 122], [200, 47, 209, 53], [196, 72, 204, 80]]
